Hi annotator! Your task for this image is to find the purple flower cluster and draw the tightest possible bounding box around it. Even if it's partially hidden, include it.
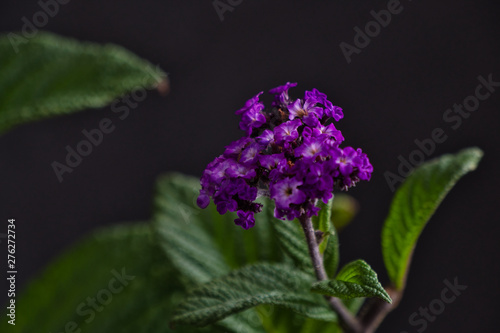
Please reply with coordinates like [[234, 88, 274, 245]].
[[197, 83, 373, 229]]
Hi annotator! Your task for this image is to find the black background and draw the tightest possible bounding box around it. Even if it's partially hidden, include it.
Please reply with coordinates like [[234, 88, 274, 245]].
[[1, 0, 499, 332]]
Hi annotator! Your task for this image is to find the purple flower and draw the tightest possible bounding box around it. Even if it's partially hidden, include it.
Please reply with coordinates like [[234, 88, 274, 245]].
[[325, 106, 344, 121], [235, 210, 255, 229], [268, 158, 292, 182], [269, 82, 297, 95], [213, 180, 239, 214], [239, 142, 263, 166], [270, 177, 307, 209], [356, 148, 373, 181], [225, 161, 256, 179], [305, 88, 327, 104], [274, 119, 302, 145], [256, 129, 274, 146], [305, 88, 343, 121], [234, 178, 258, 201], [334, 147, 362, 177], [314, 124, 344, 143], [197, 82, 372, 228], [295, 137, 327, 159], [239, 107, 266, 136], [259, 153, 285, 169], [203, 157, 232, 184], [197, 190, 210, 209], [224, 137, 252, 157], [236, 92, 264, 115], [269, 82, 297, 107], [287, 99, 323, 127]]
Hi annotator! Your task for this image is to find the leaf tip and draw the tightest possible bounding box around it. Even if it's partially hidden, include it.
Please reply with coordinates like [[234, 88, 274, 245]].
[[460, 147, 484, 170]]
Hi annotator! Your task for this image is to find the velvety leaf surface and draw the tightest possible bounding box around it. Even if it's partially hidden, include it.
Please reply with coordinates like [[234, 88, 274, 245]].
[[0, 32, 166, 133], [381, 148, 483, 289], [312, 260, 391, 303], [153, 173, 282, 332], [0, 223, 203, 333], [172, 263, 337, 327]]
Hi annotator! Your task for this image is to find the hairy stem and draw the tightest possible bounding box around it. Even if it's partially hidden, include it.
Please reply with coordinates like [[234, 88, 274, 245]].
[[298, 215, 362, 333]]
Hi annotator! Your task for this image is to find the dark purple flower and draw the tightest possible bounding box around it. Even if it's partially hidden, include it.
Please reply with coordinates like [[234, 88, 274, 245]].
[[213, 180, 239, 215], [239, 107, 266, 136], [224, 137, 252, 157], [269, 82, 297, 95], [234, 178, 258, 201], [295, 137, 327, 159], [259, 153, 285, 169], [239, 142, 263, 166], [256, 129, 274, 146], [236, 92, 264, 115], [314, 123, 344, 143], [197, 190, 210, 209], [234, 210, 255, 229], [305, 163, 332, 189], [325, 106, 344, 121], [305, 88, 343, 121], [269, 82, 297, 107], [197, 83, 372, 228], [288, 99, 323, 127], [356, 148, 373, 181], [268, 158, 292, 182], [203, 157, 232, 184], [270, 177, 307, 209], [225, 161, 256, 179], [274, 119, 302, 144], [334, 147, 362, 177], [305, 88, 327, 104]]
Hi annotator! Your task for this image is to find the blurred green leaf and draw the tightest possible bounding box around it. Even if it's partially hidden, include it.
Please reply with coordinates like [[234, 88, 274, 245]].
[[153, 174, 230, 285], [0, 223, 203, 333], [315, 198, 333, 235], [381, 148, 483, 290], [0, 31, 167, 134], [313, 198, 340, 279], [322, 225, 340, 280], [299, 318, 343, 333], [331, 194, 359, 231], [152, 173, 282, 284], [152, 173, 281, 332]]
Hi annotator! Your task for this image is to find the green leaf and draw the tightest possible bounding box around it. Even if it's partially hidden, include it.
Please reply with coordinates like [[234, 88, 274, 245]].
[[299, 318, 343, 333], [153, 174, 231, 284], [381, 147, 483, 290], [172, 263, 337, 327], [313, 197, 340, 279], [153, 173, 281, 284], [322, 226, 340, 279], [331, 194, 359, 231], [270, 219, 314, 275], [152, 173, 275, 332], [262, 198, 314, 275], [315, 198, 333, 234], [0, 32, 167, 134], [0, 223, 203, 333], [311, 260, 391, 303]]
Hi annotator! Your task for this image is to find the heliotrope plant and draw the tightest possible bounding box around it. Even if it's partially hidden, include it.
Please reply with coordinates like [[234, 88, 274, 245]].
[[170, 83, 484, 333], [197, 82, 372, 229], [0, 32, 484, 333]]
